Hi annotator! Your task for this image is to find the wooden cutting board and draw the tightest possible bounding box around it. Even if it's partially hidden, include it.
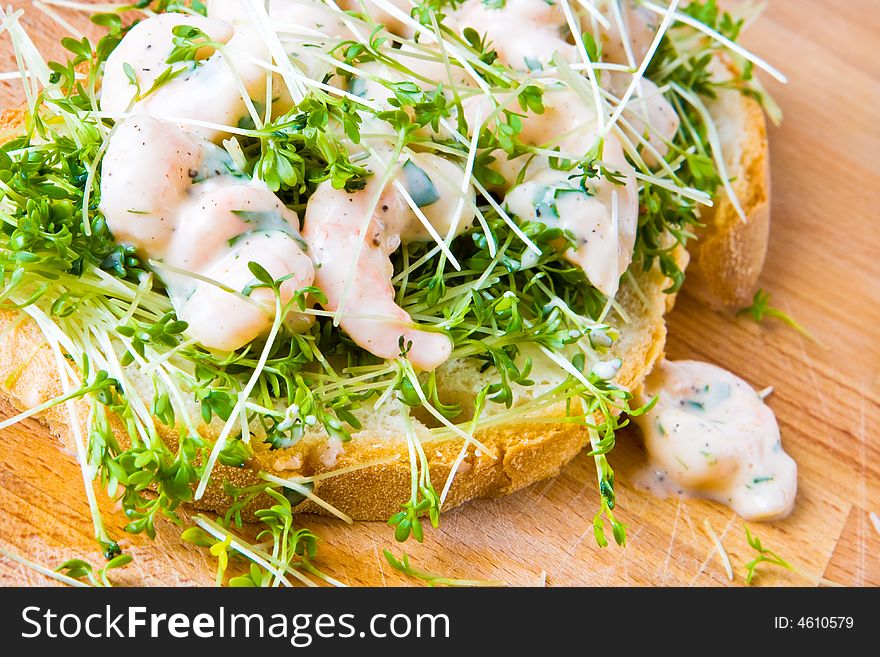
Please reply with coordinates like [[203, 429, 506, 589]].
[[0, 0, 877, 587]]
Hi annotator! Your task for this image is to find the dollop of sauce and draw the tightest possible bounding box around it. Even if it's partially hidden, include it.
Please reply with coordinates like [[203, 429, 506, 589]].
[[633, 360, 797, 521]]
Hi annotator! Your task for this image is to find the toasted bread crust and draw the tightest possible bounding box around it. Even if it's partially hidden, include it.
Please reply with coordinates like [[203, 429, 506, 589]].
[[0, 266, 668, 521], [0, 75, 769, 520], [688, 78, 772, 308]]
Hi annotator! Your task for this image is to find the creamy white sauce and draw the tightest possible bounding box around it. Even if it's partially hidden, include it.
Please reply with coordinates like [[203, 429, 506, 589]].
[[338, 0, 415, 38], [101, 13, 234, 117], [634, 360, 797, 521], [451, 0, 577, 70], [168, 177, 315, 347], [179, 230, 315, 350], [609, 75, 680, 167], [101, 114, 216, 256], [209, 0, 351, 77], [599, 0, 656, 67]]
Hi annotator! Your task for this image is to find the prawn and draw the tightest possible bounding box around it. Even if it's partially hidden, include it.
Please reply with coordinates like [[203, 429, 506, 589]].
[[101, 13, 271, 141], [499, 88, 640, 297], [100, 116, 315, 352], [303, 150, 474, 371]]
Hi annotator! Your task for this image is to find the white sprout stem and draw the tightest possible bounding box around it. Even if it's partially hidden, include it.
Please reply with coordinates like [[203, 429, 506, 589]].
[[559, 0, 606, 131], [610, 0, 637, 68], [371, 372, 400, 411], [587, 426, 603, 486], [245, 48, 383, 111], [538, 342, 604, 400], [640, 0, 788, 83], [472, 177, 541, 255], [33, 1, 84, 39], [1, 8, 42, 117], [0, 376, 90, 431], [606, 294, 632, 324], [401, 406, 419, 505], [93, 109, 258, 137], [147, 259, 265, 309], [23, 306, 113, 547], [195, 292, 284, 500], [200, 514, 339, 588], [193, 515, 299, 587], [703, 518, 734, 581], [117, 271, 152, 326], [80, 119, 121, 236], [300, 560, 348, 588], [367, 0, 495, 99], [427, 379, 591, 439], [0, 70, 33, 79], [401, 363, 494, 456], [215, 43, 264, 131], [634, 170, 712, 205], [757, 386, 774, 400], [271, 454, 400, 485], [623, 269, 650, 310], [439, 394, 485, 506], [39, 0, 130, 13], [83, 327, 157, 446], [319, 0, 370, 44], [93, 324, 200, 440], [671, 81, 747, 221], [333, 140, 405, 325], [260, 473, 354, 524], [444, 106, 483, 250], [869, 511, 880, 538], [599, 0, 680, 145], [300, 304, 435, 324], [364, 144, 462, 269], [422, 108, 542, 255], [2, 6, 88, 143], [242, 0, 307, 102], [574, 0, 611, 29], [0, 543, 90, 587]]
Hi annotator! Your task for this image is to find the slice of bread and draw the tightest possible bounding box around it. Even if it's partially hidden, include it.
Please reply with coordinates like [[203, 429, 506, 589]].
[[0, 74, 770, 521], [688, 68, 772, 308], [0, 228, 670, 521]]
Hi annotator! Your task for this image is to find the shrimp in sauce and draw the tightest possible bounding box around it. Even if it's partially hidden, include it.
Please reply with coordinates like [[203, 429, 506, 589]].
[[500, 88, 639, 298], [303, 150, 474, 371], [102, 14, 271, 142], [100, 13, 317, 352]]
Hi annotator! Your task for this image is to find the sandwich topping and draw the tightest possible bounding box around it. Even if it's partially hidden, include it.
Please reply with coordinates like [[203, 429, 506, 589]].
[[634, 360, 797, 521], [99, 0, 657, 362], [0, 0, 788, 583], [101, 114, 317, 351]]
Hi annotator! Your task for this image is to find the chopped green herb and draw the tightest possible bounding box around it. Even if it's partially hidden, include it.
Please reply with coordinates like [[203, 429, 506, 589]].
[[401, 159, 440, 207]]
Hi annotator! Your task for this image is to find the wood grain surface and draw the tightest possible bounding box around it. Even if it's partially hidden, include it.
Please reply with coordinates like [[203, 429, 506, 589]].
[[0, 0, 877, 587]]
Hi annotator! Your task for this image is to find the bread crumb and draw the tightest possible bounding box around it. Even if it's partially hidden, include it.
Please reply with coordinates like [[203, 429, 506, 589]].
[[320, 437, 345, 468], [272, 454, 303, 472]]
